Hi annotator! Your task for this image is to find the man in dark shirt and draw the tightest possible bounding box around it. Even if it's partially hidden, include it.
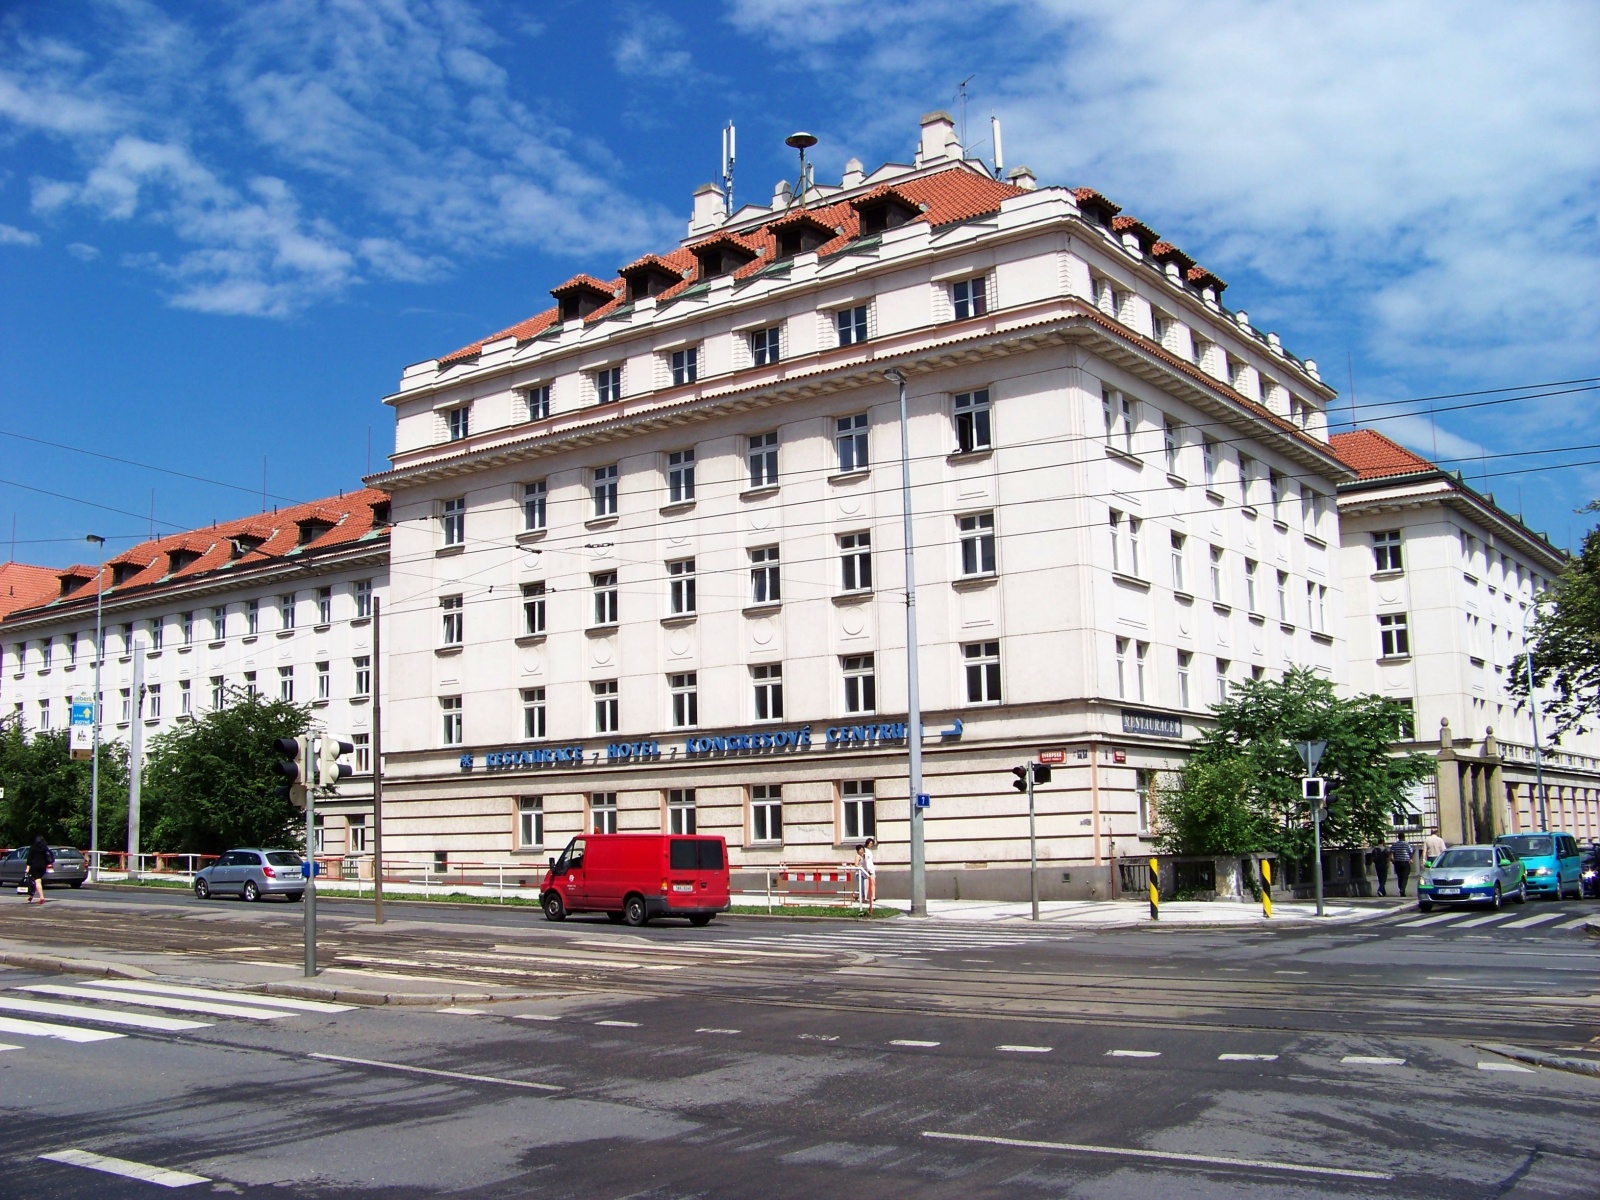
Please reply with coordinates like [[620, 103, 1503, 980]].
[[25, 836, 53, 905]]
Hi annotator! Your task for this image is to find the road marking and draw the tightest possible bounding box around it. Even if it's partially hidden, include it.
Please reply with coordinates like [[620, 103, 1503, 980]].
[[595, 1020, 640, 1028], [1342, 1055, 1406, 1066], [1426, 976, 1465, 982], [890, 1039, 941, 1048], [696, 1027, 742, 1035], [79, 980, 353, 1014], [436, 1007, 486, 1015], [1106, 1049, 1161, 1058], [1218, 1053, 1279, 1061], [1398, 912, 1466, 926], [432, 948, 681, 972], [1452, 913, 1514, 929], [0, 1014, 124, 1043], [1272, 970, 1307, 976], [0, 1043, 19, 1052], [1499, 912, 1564, 930], [798, 1033, 839, 1042], [997, 1044, 1052, 1054], [1554, 916, 1595, 930], [22, 985, 291, 1021], [308, 1052, 562, 1091], [1478, 1061, 1536, 1073], [40, 1149, 207, 1189], [0, 996, 209, 1032], [512, 1013, 561, 1022], [921, 1131, 1392, 1181]]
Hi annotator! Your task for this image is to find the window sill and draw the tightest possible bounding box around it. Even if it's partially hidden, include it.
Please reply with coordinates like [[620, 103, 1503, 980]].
[[1280, 622, 1296, 633], [1378, 654, 1412, 664], [37, 667, 52, 676], [1205, 488, 1226, 505], [1241, 506, 1258, 520], [952, 574, 998, 592], [435, 645, 463, 656], [1305, 535, 1327, 549], [1310, 632, 1334, 645], [176, 645, 192, 654], [176, 713, 193, 723], [1272, 519, 1289, 533], [584, 515, 618, 530], [1370, 569, 1404, 581], [276, 630, 295, 639], [515, 633, 548, 646], [516, 528, 548, 544], [1103, 445, 1142, 468], [143, 717, 159, 726], [1166, 472, 1187, 489], [1111, 572, 1149, 591], [659, 500, 696, 517], [742, 602, 782, 617], [435, 544, 465, 558], [511, 847, 548, 857], [63, 663, 76, 671], [1212, 602, 1233, 616], [1469, 656, 1485, 666], [240, 638, 256, 647], [947, 448, 993, 465], [350, 695, 371, 704], [311, 699, 330, 708], [117, 722, 130, 730], [1247, 611, 1265, 625], [833, 590, 874, 604], [313, 623, 331, 634], [828, 468, 871, 486], [350, 617, 371, 628], [660, 614, 697, 628], [746, 840, 783, 850], [586, 623, 619, 637], [209, 639, 226, 648], [740, 484, 780, 502], [1173, 590, 1194, 604]]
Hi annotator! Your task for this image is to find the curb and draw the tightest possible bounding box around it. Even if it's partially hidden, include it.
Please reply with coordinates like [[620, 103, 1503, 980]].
[[1474, 1043, 1600, 1080], [256, 981, 542, 1007], [0, 949, 152, 979], [1586, 920, 1600, 938]]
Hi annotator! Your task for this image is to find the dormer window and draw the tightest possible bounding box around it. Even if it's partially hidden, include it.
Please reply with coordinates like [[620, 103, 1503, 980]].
[[772, 212, 837, 258], [853, 193, 919, 235], [620, 256, 684, 302], [691, 235, 759, 280], [370, 500, 391, 527], [57, 567, 96, 597], [551, 276, 616, 322], [230, 535, 265, 560], [297, 519, 334, 546], [167, 548, 202, 573], [110, 561, 145, 586], [1073, 188, 1122, 229]]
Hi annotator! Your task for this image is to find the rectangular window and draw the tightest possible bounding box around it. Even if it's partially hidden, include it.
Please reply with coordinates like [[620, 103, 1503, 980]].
[[835, 412, 869, 472], [441, 696, 463, 745], [447, 405, 470, 442], [279, 595, 295, 631], [1378, 613, 1411, 658], [1244, 559, 1259, 613], [1276, 570, 1290, 622], [747, 431, 778, 488], [670, 672, 698, 728], [518, 797, 544, 847], [1163, 418, 1181, 475], [750, 326, 781, 366], [316, 661, 330, 701], [592, 465, 618, 517], [750, 547, 780, 605], [120, 688, 131, 723], [1372, 530, 1403, 572], [842, 779, 876, 840], [525, 384, 551, 421], [1135, 641, 1148, 702], [1137, 769, 1155, 834], [668, 558, 696, 615], [1203, 438, 1218, 487], [1215, 658, 1231, 704], [1306, 582, 1328, 633], [523, 687, 546, 739], [959, 512, 997, 576], [180, 612, 193, 645], [38, 699, 50, 729], [1300, 486, 1314, 531], [1116, 637, 1129, 699], [839, 532, 872, 592], [147, 686, 160, 720], [1269, 470, 1285, 518], [594, 365, 622, 405], [593, 680, 618, 734], [522, 480, 547, 531], [1177, 651, 1192, 709], [440, 594, 464, 645], [592, 572, 618, 626], [1210, 546, 1225, 603], [953, 388, 991, 453], [590, 792, 618, 834], [179, 679, 191, 715], [963, 641, 1002, 704], [210, 676, 225, 710], [751, 784, 783, 843], [951, 275, 988, 320], [441, 497, 465, 546], [1238, 455, 1254, 505], [670, 347, 698, 386], [278, 665, 294, 702], [522, 582, 546, 635], [1102, 387, 1135, 454], [346, 815, 368, 853], [1170, 533, 1187, 592], [835, 304, 869, 346], [668, 789, 696, 835], [752, 663, 784, 721], [317, 588, 332, 625], [353, 656, 371, 697], [243, 671, 256, 697], [354, 580, 373, 619], [843, 654, 876, 714], [666, 449, 696, 503], [1109, 510, 1124, 574], [246, 600, 259, 636]]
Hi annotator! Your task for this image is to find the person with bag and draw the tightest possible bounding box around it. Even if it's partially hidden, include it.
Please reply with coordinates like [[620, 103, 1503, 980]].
[[1389, 836, 1415, 898], [25, 835, 54, 905]]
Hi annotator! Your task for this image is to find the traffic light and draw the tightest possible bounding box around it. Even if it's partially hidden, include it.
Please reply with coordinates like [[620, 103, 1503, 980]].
[[1012, 764, 1052, 793], [1012, 766, 1029, 794], [1302, 777, 1326, 803], [273, 736, 311, 811], [318, 736, 355, 787], [1033, 764, 1052, 786]]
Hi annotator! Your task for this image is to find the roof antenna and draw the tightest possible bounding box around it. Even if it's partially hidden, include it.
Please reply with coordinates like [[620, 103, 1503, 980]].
[[785, 131, 817, 207], [955, 75, 975, 149], [721, 121, 736, 216]]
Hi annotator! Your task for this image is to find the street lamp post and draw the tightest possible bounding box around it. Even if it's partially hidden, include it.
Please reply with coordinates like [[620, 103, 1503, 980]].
[[85, 534, 106, 882], [885, 367, 926, 918], [1519, 603, 1549, 828]]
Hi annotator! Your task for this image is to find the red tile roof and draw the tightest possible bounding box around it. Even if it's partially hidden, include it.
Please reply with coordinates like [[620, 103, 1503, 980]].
[[1328, 429, 1438, 480], [0, 561, 60, 621]]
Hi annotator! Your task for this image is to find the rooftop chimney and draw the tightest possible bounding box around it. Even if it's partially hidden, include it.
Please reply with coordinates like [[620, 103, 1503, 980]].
[[1006, 165, 1037, 191], [841, 157, 865, 188], [918, 110, 959, 166], [688, 182, 726, 235]]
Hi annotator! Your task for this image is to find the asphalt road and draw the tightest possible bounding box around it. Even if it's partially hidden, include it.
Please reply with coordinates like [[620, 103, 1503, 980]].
[[1, 885, 1597, 1199]]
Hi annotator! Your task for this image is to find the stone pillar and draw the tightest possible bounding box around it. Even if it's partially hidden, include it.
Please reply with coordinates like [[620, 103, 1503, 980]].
[[1483, 727, 1507, 838], [1435, 718, 1466, 844]]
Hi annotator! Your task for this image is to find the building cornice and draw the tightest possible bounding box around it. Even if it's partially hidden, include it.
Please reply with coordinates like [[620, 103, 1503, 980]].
[[1335, 472, 1566, 571]]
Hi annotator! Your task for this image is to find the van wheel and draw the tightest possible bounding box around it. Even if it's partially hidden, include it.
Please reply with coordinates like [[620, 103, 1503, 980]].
[[622, 895, 649, 927], [541, 892, 566, 922], [688, 914, 713, 927], [605, 911, 625, 924]]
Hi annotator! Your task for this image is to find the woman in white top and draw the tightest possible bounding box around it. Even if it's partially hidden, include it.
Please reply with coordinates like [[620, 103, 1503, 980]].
[[860, 837, 877, 914]]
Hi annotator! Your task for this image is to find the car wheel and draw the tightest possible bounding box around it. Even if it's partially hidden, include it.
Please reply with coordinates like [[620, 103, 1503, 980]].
[[69, 880, 83, 889], [688, 914, 713, 927], [622, 894, 648, 927], [605, 911, 625, 924], [1515, 882, 1527, 904], [1491, 884, 1502, 909], [289, 892, 304, 902], [194, 879, 211, 900], [242, 880, 261, 903], [541, 891, 566, 922], [1418, 900, 1433, 913]]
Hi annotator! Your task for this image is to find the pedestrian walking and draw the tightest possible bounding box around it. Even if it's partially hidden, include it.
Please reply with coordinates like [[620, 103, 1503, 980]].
[[25, 835, 53, 905], [1390, 836, 1415, 898], [853, 842, 868, 906], [1423, 828, 1447, 866], [860, 837, 877, 914], [1368, 843, 1392, 896]]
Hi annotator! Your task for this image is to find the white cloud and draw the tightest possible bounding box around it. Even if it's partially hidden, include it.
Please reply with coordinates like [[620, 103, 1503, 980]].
[[0, 222, 40, 245], [612, 6, 696, 81], [65, 241, 98, 260]]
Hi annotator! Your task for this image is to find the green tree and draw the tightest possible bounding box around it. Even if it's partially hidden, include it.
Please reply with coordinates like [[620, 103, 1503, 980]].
[[0, 713, 128, 850], [141, 688, 314, 854], [1515, 500, 1600, 740], [1160, 668, 1432, 861]]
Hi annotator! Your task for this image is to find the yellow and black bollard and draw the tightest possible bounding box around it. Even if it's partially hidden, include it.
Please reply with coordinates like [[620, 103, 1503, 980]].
[[1148, 856, 1159, 921], [1261, 858, 1273, 919]]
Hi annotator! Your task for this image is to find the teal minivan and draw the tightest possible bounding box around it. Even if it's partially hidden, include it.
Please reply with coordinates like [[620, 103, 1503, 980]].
[[1495, 832, 1584, 899]]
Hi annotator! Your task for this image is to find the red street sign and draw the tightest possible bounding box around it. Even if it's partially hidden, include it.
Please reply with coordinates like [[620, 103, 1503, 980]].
[[1038, 750, 1065, 764], [1112, 750, 1127, 763]]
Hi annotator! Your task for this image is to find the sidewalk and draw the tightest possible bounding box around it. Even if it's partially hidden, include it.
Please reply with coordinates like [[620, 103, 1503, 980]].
[[873, 896, 1394, 926]]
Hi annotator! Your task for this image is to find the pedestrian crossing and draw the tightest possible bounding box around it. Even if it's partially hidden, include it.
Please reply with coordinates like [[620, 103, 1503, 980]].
[[698, 924, 1067, 959], [1388, 906, 1595, 936], [0, 978, 352, 1049]]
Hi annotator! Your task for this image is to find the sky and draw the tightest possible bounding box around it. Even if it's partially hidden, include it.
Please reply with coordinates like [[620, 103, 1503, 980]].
[[1, 0, 1597, 568]]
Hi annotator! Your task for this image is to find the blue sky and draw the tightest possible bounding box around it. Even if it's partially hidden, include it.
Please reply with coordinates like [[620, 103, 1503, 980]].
[[2, 0, 1597, 567]]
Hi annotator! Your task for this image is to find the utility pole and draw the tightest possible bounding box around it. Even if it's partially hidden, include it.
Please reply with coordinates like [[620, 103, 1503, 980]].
[[1295, 740, 1327, 917], [372, 596, 385, 924], [305, 736, 317, 978], [886, 368, 926, 917], [85, 534, 106, 881], [127, 644, 145, 880], [1520, 604, 1549, 828], [1011, 763, 1052, 920]]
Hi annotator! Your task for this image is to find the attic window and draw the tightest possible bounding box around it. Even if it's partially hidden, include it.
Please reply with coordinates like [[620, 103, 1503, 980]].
[[297, 519, 334, 546], [57, 569, 95, 598], [621, 259, 683, 302], [691, 238, 758, 280], [230, 535, 265, 560], [167, 548, 202, 573], [551, 277, 616, 322], [855, 195, 919, 235], [773, 214, 837, 258], [110, 562, 145, 586], [370, 501, 391, 527]]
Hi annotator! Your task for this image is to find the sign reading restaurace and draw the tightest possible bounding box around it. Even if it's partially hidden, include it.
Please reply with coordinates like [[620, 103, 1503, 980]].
[[461, 720, 913, 772], [1120, 709, 1184, 739]]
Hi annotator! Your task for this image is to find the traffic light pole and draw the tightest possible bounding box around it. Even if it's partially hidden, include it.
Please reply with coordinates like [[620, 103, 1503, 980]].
[[887, 368, 926, 918], [1307, 776, 1325, 918], [304, 735, 317, 978], [1027, 767, 1038, 921]]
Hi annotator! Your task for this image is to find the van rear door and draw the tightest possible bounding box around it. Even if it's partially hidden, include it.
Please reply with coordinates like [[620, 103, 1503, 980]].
[[668, 837, 728, 909]]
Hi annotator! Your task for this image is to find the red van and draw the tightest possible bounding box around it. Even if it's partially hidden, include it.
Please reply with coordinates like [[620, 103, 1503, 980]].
[[540, 833, 730, 927]]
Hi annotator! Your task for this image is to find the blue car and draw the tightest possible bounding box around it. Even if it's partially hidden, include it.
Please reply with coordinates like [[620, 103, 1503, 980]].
[[1418, 844, 1526, 911], [1495, 832, 1584, 900]]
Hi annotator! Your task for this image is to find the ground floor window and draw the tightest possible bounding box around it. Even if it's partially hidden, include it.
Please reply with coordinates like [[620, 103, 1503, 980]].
[[842, 779, 876, 841], [519, 796, 544, 848], [590, 792, 618, 834], [668, 788, 696, 834], [348, 815, 368, 853], [1136, 769, 1155, 835], [751, 784, 782, 844]]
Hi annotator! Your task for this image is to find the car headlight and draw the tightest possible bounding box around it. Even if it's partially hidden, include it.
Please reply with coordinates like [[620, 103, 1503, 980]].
[[1528, 867, 1552, 876]]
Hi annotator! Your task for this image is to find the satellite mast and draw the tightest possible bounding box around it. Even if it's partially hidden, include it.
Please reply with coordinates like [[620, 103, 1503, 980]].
[[955, 74, 975, 149], [721, 121, 736, 216], [785, 131, 817, 207]]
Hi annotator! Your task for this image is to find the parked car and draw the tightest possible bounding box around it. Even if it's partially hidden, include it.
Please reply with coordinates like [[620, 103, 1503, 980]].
[[540, 833, 729, 926], [0, 845, 88, 890], [1418, 844, 1527, 911], [193, 849, 305, 902], [1580, 843, 1600, 899], [1494, 832, 1584, 900]]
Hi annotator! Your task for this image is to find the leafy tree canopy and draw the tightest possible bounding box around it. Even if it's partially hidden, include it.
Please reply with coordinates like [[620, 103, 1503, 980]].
[[0, 714, 128, 850], [142, 688, 314, 854], [1516, 500, 1600, 741]]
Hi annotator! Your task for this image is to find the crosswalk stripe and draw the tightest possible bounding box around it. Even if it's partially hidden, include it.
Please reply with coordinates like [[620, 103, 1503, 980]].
[[0, 1042, 23, 1052], [1554, 916, 1594, 930], [1498, 912, 1565, 930], [1451, 912, 1515, 929], [40, 1149, 209, 1189], [20, 985, 291, 1021], [0, 996, 209, 1032], [1396, 912, 1468, 927], [81, 980, 353, 1013], [0, 1014, 125, 1043]]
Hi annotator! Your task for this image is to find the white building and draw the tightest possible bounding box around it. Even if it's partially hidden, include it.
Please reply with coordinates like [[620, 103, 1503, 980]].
[[1330, 429, 1600, 842], [369, 112, 1352, 899], [0, 490, 390, 858]]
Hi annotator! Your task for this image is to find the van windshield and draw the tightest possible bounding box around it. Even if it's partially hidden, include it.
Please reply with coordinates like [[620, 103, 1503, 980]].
[[1497, 835, 1554, 858], [552, 838, 585, 874]]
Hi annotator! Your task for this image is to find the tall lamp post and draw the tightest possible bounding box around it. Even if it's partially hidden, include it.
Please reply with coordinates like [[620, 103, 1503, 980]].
[[885, 367, 926, 918], [85, 534, 106, 881], [1519, 602, 1549, 828]]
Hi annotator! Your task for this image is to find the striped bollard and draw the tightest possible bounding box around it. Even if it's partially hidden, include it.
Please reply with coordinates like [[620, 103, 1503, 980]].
[[1148, 856, 1159, 921], [1261, 859, 1273, 919]]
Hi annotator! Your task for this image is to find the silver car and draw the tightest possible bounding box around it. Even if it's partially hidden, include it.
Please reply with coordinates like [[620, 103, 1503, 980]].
[[193, 849, 306, 902], [1, 845, 88, 890], [1417, 844, 1527, 911]]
